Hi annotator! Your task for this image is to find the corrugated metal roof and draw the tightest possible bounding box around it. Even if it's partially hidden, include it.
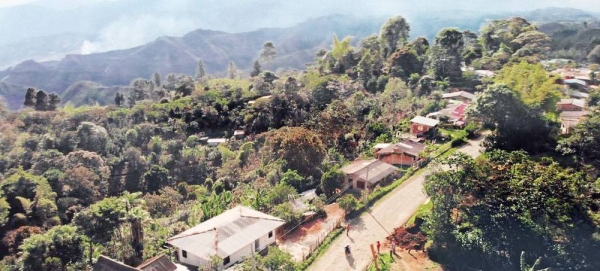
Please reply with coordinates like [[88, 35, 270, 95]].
[[137, 254, 177, 271], [410, 116, 440, 127], [442, 91, 475, 100], [93, 256, 139, 271], [167, 206, 284, 261], [378, 141, 426, 157], [558, 99, 585, 108], [340, 159, 398, 184]]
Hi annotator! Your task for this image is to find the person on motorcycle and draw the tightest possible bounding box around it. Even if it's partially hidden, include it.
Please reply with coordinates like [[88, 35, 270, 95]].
[[345, 245, 351, 255]]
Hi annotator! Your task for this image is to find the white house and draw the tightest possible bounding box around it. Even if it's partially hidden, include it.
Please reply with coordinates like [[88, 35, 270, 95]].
[[167, 206, 285, 269]]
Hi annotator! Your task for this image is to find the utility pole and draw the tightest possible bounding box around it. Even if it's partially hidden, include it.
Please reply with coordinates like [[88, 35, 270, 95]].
[[370, 243, 380, 270]]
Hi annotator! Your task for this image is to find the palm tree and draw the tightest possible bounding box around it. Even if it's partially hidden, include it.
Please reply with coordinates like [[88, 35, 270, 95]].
[[121, 192, 150, 266], [520, 251, 550, 271]]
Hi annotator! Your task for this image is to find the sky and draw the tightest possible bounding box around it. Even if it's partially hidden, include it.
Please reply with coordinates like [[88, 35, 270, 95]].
[[1, 0, 598, 12], [0, 0, 598, 58]]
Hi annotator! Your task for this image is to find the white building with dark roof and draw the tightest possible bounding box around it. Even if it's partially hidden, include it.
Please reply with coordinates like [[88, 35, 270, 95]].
[[167, 206, 285, 269]]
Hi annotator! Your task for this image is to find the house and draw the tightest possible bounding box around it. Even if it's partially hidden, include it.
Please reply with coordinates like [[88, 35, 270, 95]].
[[564, 78, 588, 90], [427, 103, 468, 123], [375, 141, 426, 167], [566, 89, 590, 99], [207, 138, 228, 146], [560, 110, 589, 134], [233, 130, 245, 139], [340, 159, 398, 190], [167, 206, 285, 269], [410, 116, 440, 136], [557, 99, 586, 111], [442, 91, 476, 103], [93, 255, 181, 271]]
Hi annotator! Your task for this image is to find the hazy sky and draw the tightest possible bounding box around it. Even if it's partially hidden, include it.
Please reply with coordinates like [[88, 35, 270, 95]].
[[0, 0, 598, 58], [1, 0, 599, 12]]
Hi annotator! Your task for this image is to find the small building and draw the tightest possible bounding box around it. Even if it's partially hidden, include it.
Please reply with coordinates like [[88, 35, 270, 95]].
[[442, 91, 476, 103], [560, 110, 589, 134], [340, 159, 398, 190], [207, 138, 228, 146], [410, 116, 440, 136], [557, 99, 585, 112], [233, 130, 245, 139], [167, 206, 285, 269], [564, 78, 588, 90], [375, 141, 426, 167]]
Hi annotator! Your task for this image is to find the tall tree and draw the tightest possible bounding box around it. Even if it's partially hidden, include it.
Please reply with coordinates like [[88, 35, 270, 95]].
[[115, 92, 125, 107], [152, 72, 161, 88], [469, 84, 556, 153], [195, 60, 206, 82], [250, 60, 261, 77], [47, 93, 61, 111], [24, 87, 36, 107], [34, 90, 48, 111], [260, 41, 277, 69], [227, 61, 237, 79], [379, 16, 410, 58], [426, 28, 464, 83]]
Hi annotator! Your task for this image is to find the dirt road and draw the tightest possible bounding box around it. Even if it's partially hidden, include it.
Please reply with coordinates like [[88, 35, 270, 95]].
[[307, 136, 485, 271]]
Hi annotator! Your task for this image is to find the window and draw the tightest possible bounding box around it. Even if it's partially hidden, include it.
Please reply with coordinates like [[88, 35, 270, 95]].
[[268, 231, 273, 238], [182, 250, 187, 258], [418, 125, 424, 131], [223, 256, 230, 265]]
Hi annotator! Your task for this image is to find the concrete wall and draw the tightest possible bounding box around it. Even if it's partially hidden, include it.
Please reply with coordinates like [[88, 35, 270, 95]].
[[226, 230, 277, 268], [410, 123, 431, 136], [378, 153, 417, 166]]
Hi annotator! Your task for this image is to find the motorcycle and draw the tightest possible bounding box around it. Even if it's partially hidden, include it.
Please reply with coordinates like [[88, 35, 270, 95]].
[[345, 245, 351, 256]]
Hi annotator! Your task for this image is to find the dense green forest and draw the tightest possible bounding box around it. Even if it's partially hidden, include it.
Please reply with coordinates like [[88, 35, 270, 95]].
[[0, 14, 599, 271]]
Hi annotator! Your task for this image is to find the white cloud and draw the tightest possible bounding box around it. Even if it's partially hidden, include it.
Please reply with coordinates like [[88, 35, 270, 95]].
[[80, 13, 202, 54]]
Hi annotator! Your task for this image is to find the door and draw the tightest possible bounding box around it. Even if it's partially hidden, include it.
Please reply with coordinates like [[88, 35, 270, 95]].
[[255, 239, 260, 251]]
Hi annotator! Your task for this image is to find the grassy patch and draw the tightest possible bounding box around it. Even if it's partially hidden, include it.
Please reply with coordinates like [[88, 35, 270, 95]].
[[298, 228, 344, 270], [367, 253, 395, 271], [406, 200, 433, 227]]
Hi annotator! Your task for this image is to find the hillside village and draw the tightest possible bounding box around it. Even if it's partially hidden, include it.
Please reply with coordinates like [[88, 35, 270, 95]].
[[1, 7, 600, 271]]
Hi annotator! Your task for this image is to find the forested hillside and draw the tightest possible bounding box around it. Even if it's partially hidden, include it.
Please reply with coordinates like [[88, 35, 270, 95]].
[[0, 12, 599, 271]]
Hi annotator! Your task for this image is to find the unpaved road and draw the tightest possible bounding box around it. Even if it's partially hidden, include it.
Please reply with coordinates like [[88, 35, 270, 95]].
[[307, 136, 485, 271]]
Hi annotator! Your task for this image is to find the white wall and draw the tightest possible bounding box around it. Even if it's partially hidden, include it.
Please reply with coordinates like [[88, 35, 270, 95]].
[[225, 230, 278, 268], [177, 248, 209, 267]]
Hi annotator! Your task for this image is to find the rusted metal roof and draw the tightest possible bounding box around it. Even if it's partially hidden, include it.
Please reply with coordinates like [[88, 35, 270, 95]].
[[137, 254, 178, 271]]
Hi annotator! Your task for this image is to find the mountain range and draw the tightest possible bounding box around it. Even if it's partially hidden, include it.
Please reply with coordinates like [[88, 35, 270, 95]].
[[0, 7, 598, 110]]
